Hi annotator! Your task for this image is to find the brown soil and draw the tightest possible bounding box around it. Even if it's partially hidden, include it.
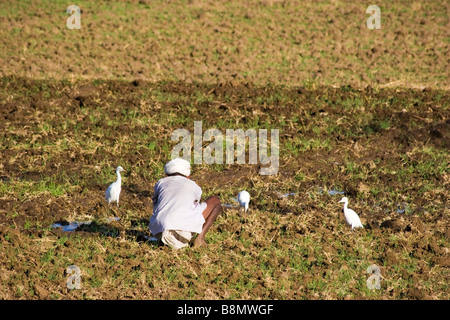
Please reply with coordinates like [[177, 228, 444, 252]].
[[0, 78, 448, 299]]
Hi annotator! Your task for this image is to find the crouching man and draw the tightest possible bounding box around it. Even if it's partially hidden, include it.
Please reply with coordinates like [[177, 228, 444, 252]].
[[149, 158, 222, 249]]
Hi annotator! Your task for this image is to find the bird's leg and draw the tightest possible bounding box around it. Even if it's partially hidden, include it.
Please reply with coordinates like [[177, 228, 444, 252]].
[[107, 202, 111, 216]]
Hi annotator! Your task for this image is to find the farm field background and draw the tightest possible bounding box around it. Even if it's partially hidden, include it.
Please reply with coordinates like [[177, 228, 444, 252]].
[[0, 0, 448, 300]]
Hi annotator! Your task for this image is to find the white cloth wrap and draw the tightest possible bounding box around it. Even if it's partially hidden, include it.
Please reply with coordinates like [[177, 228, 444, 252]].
[[159, 230, 194, 249]]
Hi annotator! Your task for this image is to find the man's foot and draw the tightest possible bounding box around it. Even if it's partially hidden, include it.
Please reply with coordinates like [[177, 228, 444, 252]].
[[193, 236, 207, 247]]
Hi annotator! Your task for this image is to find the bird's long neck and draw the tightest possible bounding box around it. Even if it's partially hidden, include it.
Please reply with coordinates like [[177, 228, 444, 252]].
[[116, 170, 122, 182], [343, 201, 348, 210]]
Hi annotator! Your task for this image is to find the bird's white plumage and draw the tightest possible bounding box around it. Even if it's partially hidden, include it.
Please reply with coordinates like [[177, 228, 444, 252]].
[[339, 197, 363, 230], [238, 190, 250, 213], [105, 166, 125, 207]]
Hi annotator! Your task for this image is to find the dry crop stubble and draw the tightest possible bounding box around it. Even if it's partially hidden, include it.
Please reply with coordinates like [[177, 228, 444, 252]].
[[0, 1, 448, 88]]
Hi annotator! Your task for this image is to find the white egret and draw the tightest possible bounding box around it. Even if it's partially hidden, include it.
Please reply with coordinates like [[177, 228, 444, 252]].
[[237, 190, 250, 213], [339, 197, 363, 230], [105, 166, 125, 207]]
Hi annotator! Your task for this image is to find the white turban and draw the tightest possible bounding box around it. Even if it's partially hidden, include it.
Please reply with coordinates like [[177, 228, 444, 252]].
[[164, 158, 191, 177]]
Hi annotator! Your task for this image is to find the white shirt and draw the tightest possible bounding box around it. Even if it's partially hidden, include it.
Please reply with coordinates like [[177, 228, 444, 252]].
[[149, 175, 206, 235]]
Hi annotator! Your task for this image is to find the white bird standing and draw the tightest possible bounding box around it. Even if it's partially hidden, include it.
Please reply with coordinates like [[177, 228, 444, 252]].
[[237, 191, 250, 213], [339, 197, 363, 230], [105, 166, 125, 207]]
